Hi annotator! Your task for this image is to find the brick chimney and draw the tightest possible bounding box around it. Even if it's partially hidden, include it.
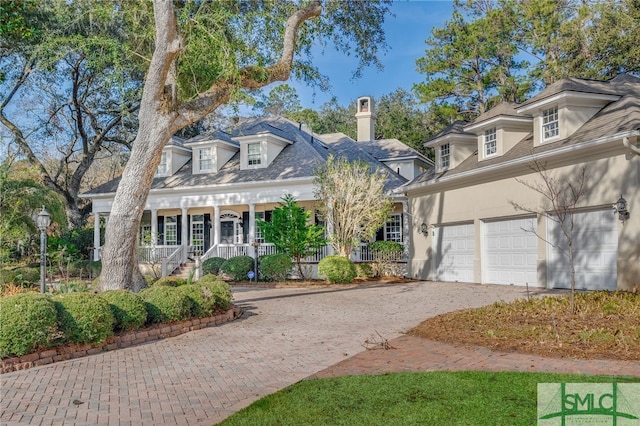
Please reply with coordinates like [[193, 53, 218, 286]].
[[355, 96, 375, 141]]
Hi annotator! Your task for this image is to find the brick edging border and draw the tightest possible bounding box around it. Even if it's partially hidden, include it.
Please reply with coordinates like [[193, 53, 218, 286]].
[[1, 305, 243, 374]]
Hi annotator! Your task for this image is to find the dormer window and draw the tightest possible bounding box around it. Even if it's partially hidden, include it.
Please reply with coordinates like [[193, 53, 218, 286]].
[[247, 142, 261, 166], [542, 106, 559, 141], [156, 152, 168, 176], [440, 143, 450, 169], [198, 147, 212, 172], [484, 128, 497, 157]]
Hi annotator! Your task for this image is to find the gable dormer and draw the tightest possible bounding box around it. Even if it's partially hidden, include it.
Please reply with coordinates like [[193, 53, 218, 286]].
[[234, 132, 292, 170], [155, 137, 190, 177], [517, 79, 621, 147], [185, 131, 239, 174], [464, 103, 532, 161], [424, 121, 476, 172]]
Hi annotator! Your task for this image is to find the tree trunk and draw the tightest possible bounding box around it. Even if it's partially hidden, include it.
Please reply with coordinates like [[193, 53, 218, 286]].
[[99, 118, 174, 292]]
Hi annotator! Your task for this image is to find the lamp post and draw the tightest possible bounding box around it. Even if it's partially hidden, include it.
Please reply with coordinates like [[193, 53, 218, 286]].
[[36, 206, 51, 293]]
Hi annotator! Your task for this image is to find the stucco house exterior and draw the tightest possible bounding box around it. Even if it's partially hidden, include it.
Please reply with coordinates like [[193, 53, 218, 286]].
[[401, 74, 640, 291], [81, 97, 432, 275]]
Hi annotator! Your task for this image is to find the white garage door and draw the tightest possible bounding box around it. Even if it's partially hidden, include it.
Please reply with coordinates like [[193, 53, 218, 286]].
[[485, 217, 538, 286], [434, 223, 475, 282], [547, 209, 617, 290]]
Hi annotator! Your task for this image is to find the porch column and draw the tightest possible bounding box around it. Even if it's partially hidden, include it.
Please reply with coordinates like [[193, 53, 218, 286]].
[[248, 203, 256, 257], [181, 207, 188, 248], [93, 212, 101, 261], [401, 199, 410, 258], [151, 209, 158, 245], [213, 205, 221, 246]]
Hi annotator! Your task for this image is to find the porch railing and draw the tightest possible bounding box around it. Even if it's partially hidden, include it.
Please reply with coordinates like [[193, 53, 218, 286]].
[[161, 245, 187, 277], [137, 245, 187, 277]]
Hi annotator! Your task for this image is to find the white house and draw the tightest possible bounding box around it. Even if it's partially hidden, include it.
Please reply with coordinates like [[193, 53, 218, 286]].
[[81, 97, 433, 275], [401, 74, 640, 291]]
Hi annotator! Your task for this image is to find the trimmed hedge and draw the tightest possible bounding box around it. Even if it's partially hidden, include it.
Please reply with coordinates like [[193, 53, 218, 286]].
[[220, 255, 254, 281], [355, 263, 374, 278], [196, 275, 232, 310], [318, 255, 357, 284], [0, 293, 59, 358], [152, 276, 187, 287], [259, 254, 292, 282], [53, 293, 115, 344], [177, 278, 231, 317], [139, 286, 193, 324], [99, 290, 148, 332], [202, 257, 226, 276]]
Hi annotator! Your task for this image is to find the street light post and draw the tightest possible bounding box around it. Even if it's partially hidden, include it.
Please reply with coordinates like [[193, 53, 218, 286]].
[[36, 206, 51, 294]]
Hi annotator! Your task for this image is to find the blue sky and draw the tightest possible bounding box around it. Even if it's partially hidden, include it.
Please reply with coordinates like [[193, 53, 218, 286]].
[[289, 1, 454, 109]]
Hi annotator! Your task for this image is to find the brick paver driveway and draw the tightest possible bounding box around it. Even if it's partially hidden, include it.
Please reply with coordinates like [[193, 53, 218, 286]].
[[1, 281, 556, 425]]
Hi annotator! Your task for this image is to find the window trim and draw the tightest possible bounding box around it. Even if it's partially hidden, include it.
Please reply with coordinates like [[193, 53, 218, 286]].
[[542, 106, 559, 142], [439, 143, 450, 169], [385, 213, 402, 242], [483, 127, 497, 157], [156, 151, 168, 176], [198, 147, 213, 172], [247, 142, 261, 167]]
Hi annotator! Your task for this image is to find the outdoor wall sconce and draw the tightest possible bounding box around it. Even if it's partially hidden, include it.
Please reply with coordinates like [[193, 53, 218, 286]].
[[613, 195, 629, 222], [419, 222, 429, 236]]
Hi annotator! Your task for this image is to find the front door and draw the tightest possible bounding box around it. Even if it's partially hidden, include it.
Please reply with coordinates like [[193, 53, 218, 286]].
[[221, 221, 234, 244]]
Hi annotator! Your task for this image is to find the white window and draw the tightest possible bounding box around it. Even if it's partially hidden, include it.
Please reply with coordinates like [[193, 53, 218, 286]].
[[156, 152, 168, 176], [440, 143, 450, 169], [247, 142, 261, 166], [254, 212, 265, 243], [198, 148, 212, 172], [191, 214, 205, 255], [542, 106, 559, 141], [385, 214, 402, 242], [164, 216, 178, 245], [139, 224, 152, 245], [484, 127, 497, 157]]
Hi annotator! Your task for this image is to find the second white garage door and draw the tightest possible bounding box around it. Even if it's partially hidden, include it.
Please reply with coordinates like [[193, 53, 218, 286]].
[[484, 217, 538, 286], [434, 223, 475, 282]]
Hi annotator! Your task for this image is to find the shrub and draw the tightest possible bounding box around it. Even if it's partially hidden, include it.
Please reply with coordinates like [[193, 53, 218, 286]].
[[53, 292, 115, 344], [355, 263, 374, 278], [139, 286, 193, 324], [2, 267, 40, 286], [177, 277, 232, 317], [153, 276, 187, 287], [0, 293, 59, 358], [259, 254, 292, 281], [99, 290, 148, 332], [369, 241, 404, 277], [220, 255, 254, 281], [318, 255, 357, 284], [202, 257, 226, 275], [53, 280, 89, 294]]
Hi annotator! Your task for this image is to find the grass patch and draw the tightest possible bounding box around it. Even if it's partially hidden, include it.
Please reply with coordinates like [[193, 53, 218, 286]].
[[410, 291, 640, 361], [219, 371, 638, 425]]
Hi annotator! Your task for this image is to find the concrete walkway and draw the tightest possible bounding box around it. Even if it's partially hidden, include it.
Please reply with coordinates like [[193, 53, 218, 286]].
[[0, 282, 626, 425]]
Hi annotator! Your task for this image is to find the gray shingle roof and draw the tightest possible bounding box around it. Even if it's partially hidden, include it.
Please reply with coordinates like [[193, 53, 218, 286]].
[[84, 116, 412, 196]]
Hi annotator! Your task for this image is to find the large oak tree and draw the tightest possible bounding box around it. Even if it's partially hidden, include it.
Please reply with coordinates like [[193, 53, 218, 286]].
[[99, 0, 391, 291]]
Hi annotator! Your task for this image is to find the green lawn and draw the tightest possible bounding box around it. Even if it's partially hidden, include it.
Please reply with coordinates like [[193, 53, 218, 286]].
[[218, 371, 638, 426]]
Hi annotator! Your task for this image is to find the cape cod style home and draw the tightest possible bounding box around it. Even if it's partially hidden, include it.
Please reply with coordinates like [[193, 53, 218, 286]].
[[400, 74, 640, 291], [82, 97, 432, 276]]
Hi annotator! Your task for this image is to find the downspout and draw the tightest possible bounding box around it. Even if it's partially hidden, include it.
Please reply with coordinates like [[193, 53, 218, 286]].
[[623, 134, 640, 157]]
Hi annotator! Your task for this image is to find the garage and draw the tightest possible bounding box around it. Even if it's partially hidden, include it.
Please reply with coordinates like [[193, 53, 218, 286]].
[[484, 217, 538, 286], [433, 223, 475, 282], [547, 209, 618, 290]]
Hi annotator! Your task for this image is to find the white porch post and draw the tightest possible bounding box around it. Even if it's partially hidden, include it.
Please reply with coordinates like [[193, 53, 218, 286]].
[[151, 209, 158, 245], [248, 203, 256, 257], [181, 207, 188, 248], [213, 205, 221, 246], [401, 199, 410, 258], [93, 212, 101, 261]]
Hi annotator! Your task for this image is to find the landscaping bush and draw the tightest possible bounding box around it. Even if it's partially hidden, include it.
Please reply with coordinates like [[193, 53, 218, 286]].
[[53, 280, 89, 294], [152, 276, 187, 287], [369, 241, 404, 277], [99, 290, 148, 332], [259, 254, 292, 281], [0, 293, 59, 358], [1, 267, 40, 286], [53, 292, 115, 344], [139, 286, 193, 324], [177, 276, 232, 317], [202, 257, 226, 276], [355, 263, 374, 278], [318, 255, 357, 284], [220, 255, 254, 281]]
